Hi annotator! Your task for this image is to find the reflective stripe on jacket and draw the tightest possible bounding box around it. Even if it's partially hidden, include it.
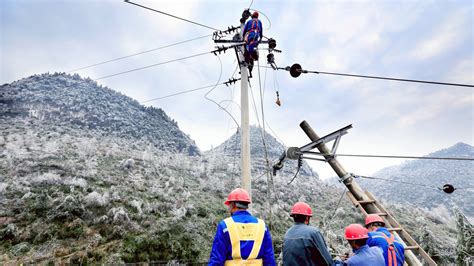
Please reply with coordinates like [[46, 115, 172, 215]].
[[367, 228, 405, 266], [209, 210, 276, 266], [282, 223, 334, 266]]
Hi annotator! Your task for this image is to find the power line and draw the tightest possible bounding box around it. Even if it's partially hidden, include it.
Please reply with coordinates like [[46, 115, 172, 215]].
[[304, 69, 474, 88], [273, 65, 474, 88], [67, 34, 211, 73], [355, 175, 443, 191], [140, 83, 225, 103], [94, 51, 211, 80], [124, 0, 219, 31], [303, 151, 474, 161], [204, 55, 240, 127]]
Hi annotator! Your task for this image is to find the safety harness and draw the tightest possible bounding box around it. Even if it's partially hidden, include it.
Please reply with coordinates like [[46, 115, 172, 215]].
[[223, 217, 266, 266], [371, 232, 403, 266], [244, 19, 260, 45]]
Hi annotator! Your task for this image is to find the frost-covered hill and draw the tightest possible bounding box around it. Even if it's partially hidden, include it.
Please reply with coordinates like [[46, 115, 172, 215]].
[[0, 73, 462, 264], [1, 72, 199, 155], [204, 125, 317, 179], [359, 143, 474, 217]]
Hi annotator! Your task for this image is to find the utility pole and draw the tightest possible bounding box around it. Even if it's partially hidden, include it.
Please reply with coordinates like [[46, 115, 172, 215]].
[[212, 10, 278, 196], [239, 19, 251, 194]]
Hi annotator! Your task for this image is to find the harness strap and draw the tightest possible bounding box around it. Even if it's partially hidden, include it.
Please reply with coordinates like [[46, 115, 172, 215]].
[[381, 233, 397, 266], [225, 217, 242, 259], [247, 219, 265, 259]]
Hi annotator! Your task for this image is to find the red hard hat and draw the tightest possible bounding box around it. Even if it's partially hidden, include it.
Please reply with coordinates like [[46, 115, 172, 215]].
[[224, 188, 251, 205], [252, 11, 259, 18], [365, 214, 385, 227], [290, 202, 312, 217], [345, 224, 369, 240]]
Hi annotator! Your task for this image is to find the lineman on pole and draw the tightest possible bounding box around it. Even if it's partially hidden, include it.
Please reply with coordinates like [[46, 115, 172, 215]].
[[208, 188, 276, 266], [243, 11, 263, 66], [282, 202, 335, 266]]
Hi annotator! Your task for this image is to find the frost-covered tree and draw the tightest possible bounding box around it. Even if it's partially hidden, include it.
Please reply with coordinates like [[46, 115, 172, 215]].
[[454, 208, 473, 265]]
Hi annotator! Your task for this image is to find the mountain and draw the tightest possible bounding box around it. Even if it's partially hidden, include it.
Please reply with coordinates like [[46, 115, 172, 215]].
[[0, 73, 460, 264], [204, 125, 317, 179], [1, 72, 199, 156], [359, 143, 474, 217]]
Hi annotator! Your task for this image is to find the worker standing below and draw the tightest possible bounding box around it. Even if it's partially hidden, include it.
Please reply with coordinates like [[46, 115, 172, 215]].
[[208, 188, 276, 266], [365, 214, 405, 266], [243, 11, 263, 64], [344, 224, 385, 266], [282, 202, 335, 266]]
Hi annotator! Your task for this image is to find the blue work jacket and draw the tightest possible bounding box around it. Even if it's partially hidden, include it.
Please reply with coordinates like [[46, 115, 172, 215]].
[[367, 228, 405, 266], [283, 223, 334, 266], [208, 210, 276, 266], [243, 18, 263, 40], [345, 245, 385, 266]]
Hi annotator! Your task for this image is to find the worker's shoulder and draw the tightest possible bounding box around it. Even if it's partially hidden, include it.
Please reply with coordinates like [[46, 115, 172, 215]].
[[306, 225, 323, 234]]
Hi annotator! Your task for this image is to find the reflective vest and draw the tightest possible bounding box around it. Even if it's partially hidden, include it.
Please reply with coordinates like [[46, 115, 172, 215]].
[[223, 217, 265, 266]]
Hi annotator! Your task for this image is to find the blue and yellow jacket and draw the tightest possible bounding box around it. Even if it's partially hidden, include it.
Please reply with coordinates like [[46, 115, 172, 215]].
[[208, 210, 276, 266]]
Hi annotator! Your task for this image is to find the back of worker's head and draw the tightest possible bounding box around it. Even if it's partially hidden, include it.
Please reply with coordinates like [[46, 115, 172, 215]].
[[225, 188, 251, 213], [234, 201, 249, 209], [251, 11, 259, 19], [365, 214, 385, 231], [290, 202, 312, 224]]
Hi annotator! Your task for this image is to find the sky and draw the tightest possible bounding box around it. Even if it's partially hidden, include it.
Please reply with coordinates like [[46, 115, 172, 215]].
[[1, 0, 473, 180]]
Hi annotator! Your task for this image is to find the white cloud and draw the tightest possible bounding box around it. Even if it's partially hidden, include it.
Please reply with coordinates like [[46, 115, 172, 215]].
[[412, 8, 470, 60]]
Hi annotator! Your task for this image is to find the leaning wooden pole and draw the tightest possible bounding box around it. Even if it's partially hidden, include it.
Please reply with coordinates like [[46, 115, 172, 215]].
[[299, 121, 428, 266]]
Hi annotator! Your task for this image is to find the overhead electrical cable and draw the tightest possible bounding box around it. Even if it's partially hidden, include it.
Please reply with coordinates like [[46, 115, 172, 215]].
[[248, 0, 254, 9], [66, 34, 212, 73], [302, 151, 474, 161], [124, 0, 220, 31], [94, 51, 211, 80], [267, 65, 474, 88], [355, 175, 447, 191], [301, 69, 474, 88], [250, 8, 271, 31], [204, 55, 240, 128], [140, 83, 226, 103]]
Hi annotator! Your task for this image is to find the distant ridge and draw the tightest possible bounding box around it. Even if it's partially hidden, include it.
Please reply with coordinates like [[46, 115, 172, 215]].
[[360, 142, 474, 216]]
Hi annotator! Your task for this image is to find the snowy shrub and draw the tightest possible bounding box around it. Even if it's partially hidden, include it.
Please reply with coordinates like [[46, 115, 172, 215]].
[[85, 191, 108, 207], [129, 200, 143, 215], [0, 182, 7, 193], [66, 177, 87, 188], [122, 158, 135, 169], [108, 207, 130, 224], [33, 172, 62, 185]]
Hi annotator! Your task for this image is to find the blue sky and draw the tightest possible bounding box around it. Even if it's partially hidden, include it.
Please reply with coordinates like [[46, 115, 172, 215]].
[[1, 0, 473, 179]]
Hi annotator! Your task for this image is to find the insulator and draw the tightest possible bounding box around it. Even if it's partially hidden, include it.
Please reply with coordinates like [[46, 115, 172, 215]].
[[290, 63, 303, 78], [268, 38, 277, 49], [442, 184, 455, 194], [267, 53, 275, 64], [241, 9, 250, 21]]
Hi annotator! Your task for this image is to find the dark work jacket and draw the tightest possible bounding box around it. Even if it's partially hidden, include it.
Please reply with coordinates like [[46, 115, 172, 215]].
[[283, 223, 334, 266]]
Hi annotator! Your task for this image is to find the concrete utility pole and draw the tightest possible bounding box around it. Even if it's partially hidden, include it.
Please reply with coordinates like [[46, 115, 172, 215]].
[[299, 121, 425, 266], [239, 19, 251, 194]]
